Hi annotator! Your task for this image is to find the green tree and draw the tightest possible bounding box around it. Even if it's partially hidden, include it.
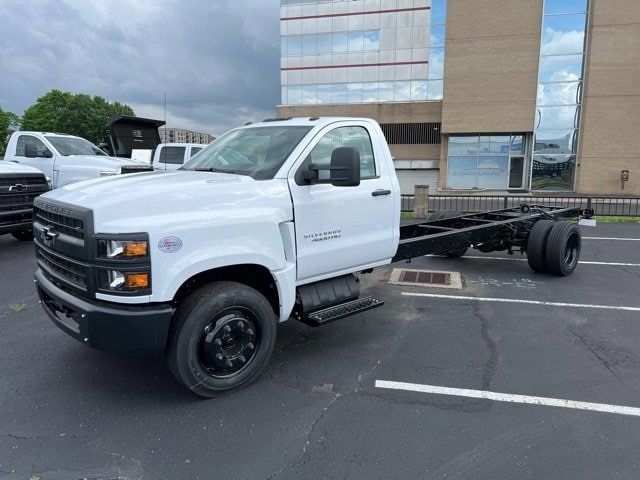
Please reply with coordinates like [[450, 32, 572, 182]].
[[21, 89, 135, 144], [0, 107, 20, 155]]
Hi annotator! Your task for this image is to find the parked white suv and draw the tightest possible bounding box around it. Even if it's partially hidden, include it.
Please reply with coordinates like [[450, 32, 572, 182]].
[[3, 132, 152, 188]]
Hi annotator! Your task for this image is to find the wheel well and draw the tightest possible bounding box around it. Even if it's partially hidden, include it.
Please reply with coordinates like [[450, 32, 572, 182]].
[[173, 264, 280, 316]]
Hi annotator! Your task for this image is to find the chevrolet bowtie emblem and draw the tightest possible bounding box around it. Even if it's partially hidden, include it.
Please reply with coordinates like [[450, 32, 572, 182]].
[[9, 183, 27, 192]]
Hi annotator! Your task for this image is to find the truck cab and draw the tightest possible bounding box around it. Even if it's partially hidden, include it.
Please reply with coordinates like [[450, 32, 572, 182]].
[[3, 131, 150, 188], [152, 143, 207, 170]]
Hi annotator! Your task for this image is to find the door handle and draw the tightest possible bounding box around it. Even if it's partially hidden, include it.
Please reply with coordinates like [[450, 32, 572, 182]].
[[371, 189, 391, 196]]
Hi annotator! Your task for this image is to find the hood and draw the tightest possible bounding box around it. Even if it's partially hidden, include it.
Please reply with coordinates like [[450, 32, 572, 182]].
[[0, 160, 46, 175], [60, 154, 144, 173], [41, 170, 292, 232]]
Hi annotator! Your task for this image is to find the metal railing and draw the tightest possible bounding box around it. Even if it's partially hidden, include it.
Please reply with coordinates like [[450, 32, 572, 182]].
[[401, 194, 640, 216]]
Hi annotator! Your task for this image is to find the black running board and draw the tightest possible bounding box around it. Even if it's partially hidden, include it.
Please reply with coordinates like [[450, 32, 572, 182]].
[[299, 296, 384, 327]]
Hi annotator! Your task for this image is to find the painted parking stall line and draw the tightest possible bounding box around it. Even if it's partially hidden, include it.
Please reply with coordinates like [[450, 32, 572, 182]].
[[583, 237, 640, 241], [401, 292, 640, 312], [425, 255, 640, 267], [375, 380, 640, 417]]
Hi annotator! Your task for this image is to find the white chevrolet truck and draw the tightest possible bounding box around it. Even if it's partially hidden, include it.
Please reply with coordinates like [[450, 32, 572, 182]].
[[33, 117, 593, 397], [4, 131, 152, 187]]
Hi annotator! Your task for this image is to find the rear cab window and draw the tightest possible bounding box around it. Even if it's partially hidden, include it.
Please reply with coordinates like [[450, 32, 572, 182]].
[[159, 146, 187, 164]]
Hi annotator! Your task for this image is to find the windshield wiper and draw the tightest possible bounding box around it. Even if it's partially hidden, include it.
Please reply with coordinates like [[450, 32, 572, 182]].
[[193, 167, 239, 174]]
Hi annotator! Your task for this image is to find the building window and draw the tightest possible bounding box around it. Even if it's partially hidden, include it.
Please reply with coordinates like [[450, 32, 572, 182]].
[[447, 134, 528, 190], [280, 0, 448, 105], [532, 0, 589, 191]]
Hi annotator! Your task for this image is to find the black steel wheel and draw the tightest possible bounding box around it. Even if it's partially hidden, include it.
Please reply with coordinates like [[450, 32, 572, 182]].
[[545, 221, 581, 276], [526, 220, 555, 273], [440, 211, 468, 258], [167, 281, 277, 398], [11, 230, 34, 241]]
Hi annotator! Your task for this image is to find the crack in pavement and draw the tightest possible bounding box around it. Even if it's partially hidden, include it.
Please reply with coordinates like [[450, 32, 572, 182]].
[[567, 325, 640, 395]]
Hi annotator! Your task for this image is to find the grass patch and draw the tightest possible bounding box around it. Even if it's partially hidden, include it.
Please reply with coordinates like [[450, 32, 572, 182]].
[[594, 215, 640, 223], [401, 211, 414, 220]]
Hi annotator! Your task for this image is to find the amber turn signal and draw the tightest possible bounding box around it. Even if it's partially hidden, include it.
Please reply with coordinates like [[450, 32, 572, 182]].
[[125, 273, 149, 288], [123, 242, 148, 257]]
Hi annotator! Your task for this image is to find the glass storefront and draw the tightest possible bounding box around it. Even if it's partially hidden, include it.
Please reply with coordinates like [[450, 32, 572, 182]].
[[532, 0, 589, 191], [280, 0, 447, 105], [447, 135, 527, 190]]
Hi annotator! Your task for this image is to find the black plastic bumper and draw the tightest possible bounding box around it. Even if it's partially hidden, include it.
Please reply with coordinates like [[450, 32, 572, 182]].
[[35, 268, 174, 357], [0, 220, 31, 235]]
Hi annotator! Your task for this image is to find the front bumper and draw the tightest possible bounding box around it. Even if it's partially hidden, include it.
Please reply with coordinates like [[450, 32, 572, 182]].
[[35, 268, 174, 357]]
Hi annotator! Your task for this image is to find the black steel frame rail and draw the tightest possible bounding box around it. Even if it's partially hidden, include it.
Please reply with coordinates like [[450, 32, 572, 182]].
[[392, 204, 590, 262]]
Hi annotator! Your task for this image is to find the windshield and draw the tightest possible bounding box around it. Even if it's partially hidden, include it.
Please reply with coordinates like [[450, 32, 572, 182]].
[[181, 126, 312, 180], [48, 136, 107, 156]]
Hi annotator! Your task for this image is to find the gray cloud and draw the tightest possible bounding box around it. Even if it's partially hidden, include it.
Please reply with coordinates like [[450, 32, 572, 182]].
[[0, 0, 281, 136]]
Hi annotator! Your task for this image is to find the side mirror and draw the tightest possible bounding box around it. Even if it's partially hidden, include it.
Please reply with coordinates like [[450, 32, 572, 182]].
[[329, 147, 360, 187], [303, 147, 361, 187], [24, 143, 38, 158], [44, 149, 53, 158]]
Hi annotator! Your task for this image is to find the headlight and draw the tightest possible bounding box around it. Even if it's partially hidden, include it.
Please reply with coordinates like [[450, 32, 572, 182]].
[[100, 270, 150, 292], [100, 170, 118, 177], [98, 239, 148, 259]]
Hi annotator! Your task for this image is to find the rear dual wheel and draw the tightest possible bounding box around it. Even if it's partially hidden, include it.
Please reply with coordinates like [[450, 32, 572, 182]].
[[526, 220, 581, 276], [167, 281, 277, 398]]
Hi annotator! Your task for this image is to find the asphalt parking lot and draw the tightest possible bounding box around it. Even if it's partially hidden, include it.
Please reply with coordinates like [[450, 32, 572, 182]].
[[2, 223, 640, 480]]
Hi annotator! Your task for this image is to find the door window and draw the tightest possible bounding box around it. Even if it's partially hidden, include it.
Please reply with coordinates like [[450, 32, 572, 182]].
[[304, 126, 376, 180], [190, 147, 203, 157], [159, 146, 186, 164], [16, 135, 48, 157]]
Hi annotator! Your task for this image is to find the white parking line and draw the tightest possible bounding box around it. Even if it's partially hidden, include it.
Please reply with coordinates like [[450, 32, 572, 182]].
[[375, 380, 640, 417], [583, 237, 640, 241], [426, 255, 640, 267], [401, 292, 640, 312]]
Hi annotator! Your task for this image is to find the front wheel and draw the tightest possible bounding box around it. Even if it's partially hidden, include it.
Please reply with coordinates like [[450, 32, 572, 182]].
[[167, 281, 277, 398], [11, 230, 34, 241]]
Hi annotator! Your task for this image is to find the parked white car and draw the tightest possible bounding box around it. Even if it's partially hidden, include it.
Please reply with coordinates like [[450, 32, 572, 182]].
[[152, 143, 207, 170], [3, 132, 152, 188]]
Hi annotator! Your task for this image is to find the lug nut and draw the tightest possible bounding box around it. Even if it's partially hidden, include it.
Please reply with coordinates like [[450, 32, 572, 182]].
[[247, 329, 254, 336], [238, 355, 246, 363], [247, 342, 255, 350], [238, 321, 245, 329], [215, 353, 223, 361], [223, 325, 231, 333], [214, 338, 222, 346], [225, 360, 233, 368]]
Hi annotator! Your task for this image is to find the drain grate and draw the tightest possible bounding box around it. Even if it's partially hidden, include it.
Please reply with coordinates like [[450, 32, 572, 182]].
[[399, 270, 450, 285], [389, 268, 462, 289]]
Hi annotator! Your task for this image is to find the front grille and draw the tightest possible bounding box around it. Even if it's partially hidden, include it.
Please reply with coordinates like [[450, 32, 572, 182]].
[[34, 207, 84, 240], [0, 176, 48, 187], [0, 192, 42, 210], [37, 246, 88, 288]]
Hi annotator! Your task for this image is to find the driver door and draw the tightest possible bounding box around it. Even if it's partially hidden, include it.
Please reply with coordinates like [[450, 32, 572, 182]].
[[288, 122, 396, 282]]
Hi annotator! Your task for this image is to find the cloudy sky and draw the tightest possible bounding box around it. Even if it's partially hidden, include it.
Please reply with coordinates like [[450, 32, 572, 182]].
[[0, 0, 281, 136]]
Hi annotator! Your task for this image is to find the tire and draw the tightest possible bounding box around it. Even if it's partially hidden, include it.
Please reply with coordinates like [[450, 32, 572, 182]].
[[526, 220, 555, 273], [440, 211, 468, 258], [11, 230, 34, 241], [545, 221, 581, 276], [167, 281, 277, 398]]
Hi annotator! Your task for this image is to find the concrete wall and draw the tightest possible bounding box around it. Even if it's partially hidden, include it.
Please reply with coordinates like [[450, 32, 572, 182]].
[[441, 0, 542, 134], [276, 102, 443, 165], [578, 0, 640, 194]]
